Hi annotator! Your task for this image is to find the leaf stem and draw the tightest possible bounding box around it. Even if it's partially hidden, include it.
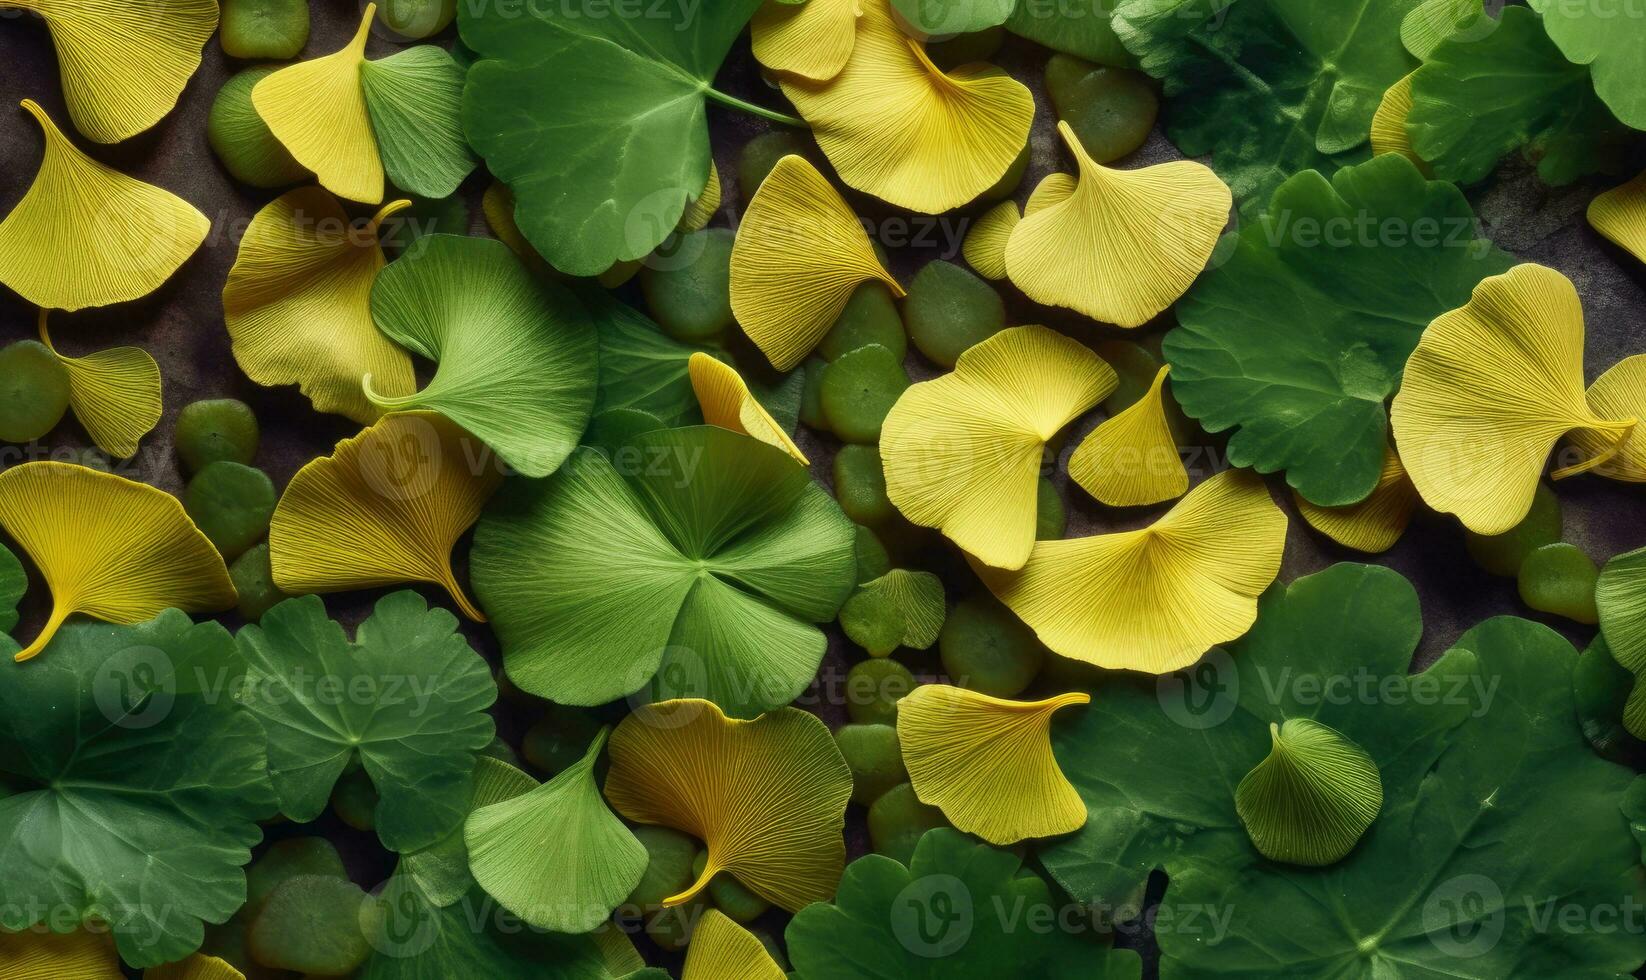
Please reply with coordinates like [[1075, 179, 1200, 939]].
[[703, 87, 808, 128]]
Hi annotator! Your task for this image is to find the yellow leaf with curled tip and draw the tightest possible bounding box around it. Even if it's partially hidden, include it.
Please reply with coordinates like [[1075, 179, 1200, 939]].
[[1571, 354, 1646, 482], [1369, 72, 1427, 172], [689, 353, 808, 465], [972, 468, 1287, 673], [1392, 264, 1637, 535], [779, 0, 1032, 213], [961, 199, 1018, 280], [0, 100, 208, 311], [1005, 121, 1230, 328], [0, 462, 235, 663], [1023, 172, 1076, 216], [752, 0, 861, 82], [269, 412, 500, 621], [1070, 364, 1188, 507], [0, 929, 120, 980], [252, 5, 382, 203], [38, 310, 161, 459], [145, 955, 247, 980], [1294, 443, 1418, 553], [223, 187, 416, 424], [731, 155, 902, 371], [898, 686, 1090, 845], [682, 909, 787, 980], [679, 160, 723, 234], [603, 699, 852, 913], [880, 326, 1116, 570], [14, 0, 216, 143], [1588, 169, 1646, 268]]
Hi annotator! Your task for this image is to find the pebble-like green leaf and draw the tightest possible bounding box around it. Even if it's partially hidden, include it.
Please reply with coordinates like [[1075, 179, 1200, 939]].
[[1162, 153, 1513, 506], [787, 828, 1142, 980], [235, 591, 498, 853], [368, 234, 599, 478], [465, 729, 647, 932], [1234, 718, 1382, 866], [460, 0, 765, 276], [1113, 0, 1420, 208], [472, 426, 856, 718], [1041, 562, 1646, 977], [0, 612, 276, 968], [361, 46, 479, 199], [1407, 7, 1630, 186], [1530, 0, 1646, 131]]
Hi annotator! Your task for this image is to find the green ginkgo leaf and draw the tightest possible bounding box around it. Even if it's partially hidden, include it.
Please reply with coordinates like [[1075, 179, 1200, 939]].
[[1162, 153, 1513, 506], [235, 591, 498, 853], [400, 755, 539, 908], [1406, 7, 1630, 186], [0, 542, 22, 635], [586, 289, 710, 428], [465, 728, 647, 933], [471, 425, 857, 718], [840, 569, 946, 657], [367, 234, 599, 478], [361, 46, 479, 198], [1596, 545, 1646, 739], [461, 0, 787, 276], [1235, 718, 1383, 866], [892, 0, 1015, 35]]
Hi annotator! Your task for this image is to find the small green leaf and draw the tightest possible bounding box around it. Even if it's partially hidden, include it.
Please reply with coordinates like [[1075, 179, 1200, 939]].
[[235, 591, 498, 853], [1006, 0, 1135, 67], [892, 0, 1016, 35], [401, 756, 539, 908], [465, 729, 647, 932], [841, 569, 946, 656], [586, 289, 710, 428], [0, 542, 23, 635], [361, 46, 478, 199], [1596, 545, 1646, 738], [368, 234, 599, 478], [1235, 718, 1383, 866]]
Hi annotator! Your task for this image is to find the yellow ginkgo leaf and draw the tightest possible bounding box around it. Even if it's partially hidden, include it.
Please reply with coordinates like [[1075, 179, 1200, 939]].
[[0, 462, 235, 663], [0, 100, 209, 312], [1294, 443, 1419, 553], [0, 929, 120, 980], [752, 0, 861, 82], [683, 909, 787, 980], [1069, 365, 1187, 507], [973, 468, 1287, 673], [1005, 121, 1231, 328], [961, 200, 1019, 281], [269, 412, 501, 621], [223, 187, 416, 424], [689, 353, 808, 464], [253, 5, 382, 203], [15, 0, 217, 143], [730, 154, 902, 371], [679, 160, 723, 233], [881, 326, 1116, 570], [1369, 72, 1426, 170], [145, 955, 246, 980], [779, 0, 1033, 213], [603, 699, 853, 913], [38, 311, 162, 458], [897, 685, 1089, 845], [1588, 169, 1646, 267], [1570, 354, 1646, 482], [1391, 264, 1637, 535]]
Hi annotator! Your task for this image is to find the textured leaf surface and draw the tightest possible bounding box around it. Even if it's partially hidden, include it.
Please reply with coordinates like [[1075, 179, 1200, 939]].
[[1530, 0, 1646, 130]]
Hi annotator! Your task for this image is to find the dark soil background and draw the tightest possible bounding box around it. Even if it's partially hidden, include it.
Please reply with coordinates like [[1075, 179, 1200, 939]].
[[2, 1, 1645, 975]]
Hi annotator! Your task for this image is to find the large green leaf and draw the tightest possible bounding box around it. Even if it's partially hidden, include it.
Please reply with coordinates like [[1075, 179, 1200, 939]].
[[471, 425, 856, 718], [460, 0, 765, 276], [358, 876, 666, 980], [1407, 6, 1631, 186], [585, 289, 708, 428], [0, 612, 275, 968], [369, 234, 599, 478], [235, 591, 497, 853], [1041, 563, 1646, 978], [0, 541, 22, 634], [787, 828, 1142, 980], [361, 46, 479, 199], [1006, 0, 1135, 66], [1162, 153, 1513, 506], [1114, 0, 1420, 208], [1530, 0, 1646, 131]]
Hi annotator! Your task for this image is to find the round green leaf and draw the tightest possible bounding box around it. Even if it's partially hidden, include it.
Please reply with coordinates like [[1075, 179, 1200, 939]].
[[472, 426, 856, 718], [1235, 718, 1382, 866]]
